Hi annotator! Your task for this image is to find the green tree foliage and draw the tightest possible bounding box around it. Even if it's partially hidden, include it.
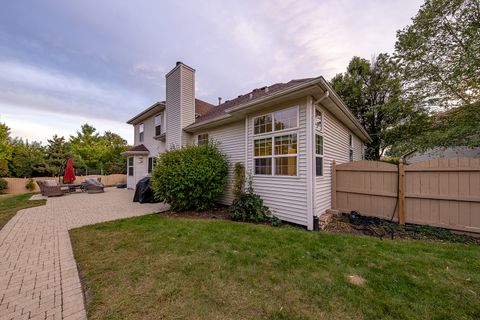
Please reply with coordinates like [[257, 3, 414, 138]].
[[46, 135, 71, 176], [331, 54, 425, 159], [8, 139, 47, 177], [395, 0, 480, 108], [101, 132, 128, 174], [0, 123, 12, 176], [69, 124, 104, 171], [152, 142, 228, 211], [400, 101, 480, 153]]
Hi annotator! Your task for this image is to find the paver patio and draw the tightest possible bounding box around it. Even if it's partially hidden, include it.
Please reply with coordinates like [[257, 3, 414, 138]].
[[0, 188, 166, 320]]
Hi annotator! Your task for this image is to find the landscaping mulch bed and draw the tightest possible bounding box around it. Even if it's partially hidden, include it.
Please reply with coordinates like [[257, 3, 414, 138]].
[[159, 205, 230, 220], [324, 211, 480, 245]]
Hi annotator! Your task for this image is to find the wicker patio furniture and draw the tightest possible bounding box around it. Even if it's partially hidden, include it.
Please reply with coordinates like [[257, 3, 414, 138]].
[[82, 178, 105, 194], [36, 180, 69, 197]]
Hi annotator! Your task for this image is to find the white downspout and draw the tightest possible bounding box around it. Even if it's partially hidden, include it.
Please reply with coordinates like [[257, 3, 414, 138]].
[[314, 90, 329, 106]]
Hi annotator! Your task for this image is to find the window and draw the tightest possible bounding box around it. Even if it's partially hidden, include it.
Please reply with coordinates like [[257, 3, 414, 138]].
[[274, 108, 297, 131], [139, 123, 144, 142], [198, 133, 209, 145], [253, 133, 297, 176], [254, 114, 272, 134], [315, 134, 323, 176], [154, 115, 161, 136], [128, 157, 134, 176], [253, 106, 298, 135], [315, 109, 323, 131], [349, 134, 353, 161], [148, 157, 157, 173], [361, 143, 365, 160]]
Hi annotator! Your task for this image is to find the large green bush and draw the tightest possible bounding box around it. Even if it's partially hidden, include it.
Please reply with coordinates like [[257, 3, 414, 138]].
[[152, 142, 228, 211]]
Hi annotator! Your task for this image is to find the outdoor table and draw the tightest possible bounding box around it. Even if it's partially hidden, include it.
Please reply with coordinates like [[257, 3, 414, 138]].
[[61, 183, 84, 193]]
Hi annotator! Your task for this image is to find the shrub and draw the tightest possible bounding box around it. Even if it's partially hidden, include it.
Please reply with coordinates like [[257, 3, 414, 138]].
[[25, 178, 36, 191], [232, 162, 245, 197], [151, 141, 228, 211], [229, 174, 280, 226], [0, 177, 7, 193]]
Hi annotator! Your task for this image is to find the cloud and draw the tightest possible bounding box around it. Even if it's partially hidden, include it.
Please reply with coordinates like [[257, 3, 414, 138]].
[[0, 60, 148, 122]]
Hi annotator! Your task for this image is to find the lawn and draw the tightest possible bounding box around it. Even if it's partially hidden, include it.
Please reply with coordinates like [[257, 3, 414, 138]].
[[0, 193, 46, 229], [71, 214, 480, 320]]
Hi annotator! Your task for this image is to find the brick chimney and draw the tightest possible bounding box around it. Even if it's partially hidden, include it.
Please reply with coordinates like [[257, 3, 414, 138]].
[[165, 61, 195, 148]]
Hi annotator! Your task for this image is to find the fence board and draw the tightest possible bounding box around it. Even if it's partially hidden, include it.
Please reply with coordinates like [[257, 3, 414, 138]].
[[333, 157, 480, 234]]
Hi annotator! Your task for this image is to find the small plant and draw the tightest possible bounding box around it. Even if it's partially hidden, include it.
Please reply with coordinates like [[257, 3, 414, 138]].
[[25, 178, 36, 191], [229, 174, 280, 226], [0, 177, 8, 193]]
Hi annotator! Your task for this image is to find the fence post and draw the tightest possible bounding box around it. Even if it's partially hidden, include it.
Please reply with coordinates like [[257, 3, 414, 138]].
[[398, 159, 405, 224], [332, 160, 337, 209]]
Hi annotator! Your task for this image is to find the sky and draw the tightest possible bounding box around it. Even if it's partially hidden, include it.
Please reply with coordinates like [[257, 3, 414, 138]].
[[0, 0, 423, 145]]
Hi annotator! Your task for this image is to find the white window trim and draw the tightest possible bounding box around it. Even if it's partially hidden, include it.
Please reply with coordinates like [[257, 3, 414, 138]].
[[197, 133, 209, 145], [252, 106, 300, 136], [315, 134, 324, 176], [349, 134, 354, 161], [314, 107, 324, 133], [139, 123, 145, 142], [154, 114, 162, 136], [128, 157, 134, 176], [253, 132, 299, 177]]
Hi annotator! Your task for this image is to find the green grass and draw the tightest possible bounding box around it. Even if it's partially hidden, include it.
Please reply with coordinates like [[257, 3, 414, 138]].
[[70, 215, 480, 320], [0, 193, 46, 229]]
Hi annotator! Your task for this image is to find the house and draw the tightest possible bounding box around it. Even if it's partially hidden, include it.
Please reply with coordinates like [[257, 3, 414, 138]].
[[123, 62, 371, 230], [404, 146, 480, 164]]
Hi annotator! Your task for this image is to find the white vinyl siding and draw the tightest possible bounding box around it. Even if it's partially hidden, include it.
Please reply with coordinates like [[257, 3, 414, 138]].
[[180, 66, 196, 146], [166, 67, 182, 148], [314, 105, 363, 217], [247, 99, 308, 226], [197, 121, 245, 205]]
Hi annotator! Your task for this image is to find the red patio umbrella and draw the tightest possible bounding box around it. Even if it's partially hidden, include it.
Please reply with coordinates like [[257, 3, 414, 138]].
[[63, 159, 76, 183]]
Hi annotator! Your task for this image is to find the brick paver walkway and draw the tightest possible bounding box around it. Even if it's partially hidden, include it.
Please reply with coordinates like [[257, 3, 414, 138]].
[[0, 188, 166, 320]]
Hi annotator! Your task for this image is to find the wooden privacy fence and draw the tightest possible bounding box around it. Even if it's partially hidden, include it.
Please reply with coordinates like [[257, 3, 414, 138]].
[[2, 174, 127, 195], [332, 157, 480, 234]]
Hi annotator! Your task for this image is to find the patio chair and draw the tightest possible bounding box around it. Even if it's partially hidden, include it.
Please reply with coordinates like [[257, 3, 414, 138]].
[[83, 178, 105, 194], [37, 180, 68, 197]]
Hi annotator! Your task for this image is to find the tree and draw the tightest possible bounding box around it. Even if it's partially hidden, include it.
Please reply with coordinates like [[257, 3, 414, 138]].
[[0, 123, 12, 176], [46, 135, 71, 176], [101, 132, 128, 174], [331, 54, 425, 160], [395, 0, 480, 108], [69, 124, 105, 172], [9, 139, 47, 178]]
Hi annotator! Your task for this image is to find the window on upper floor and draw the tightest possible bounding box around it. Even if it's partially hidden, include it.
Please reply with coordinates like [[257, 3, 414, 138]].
[[198, 133, 209, 145], [315, 109, 323, 132], [139, 123, 144, 142], [253, 106, 298, 135], [154, 115, 161, 136]]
